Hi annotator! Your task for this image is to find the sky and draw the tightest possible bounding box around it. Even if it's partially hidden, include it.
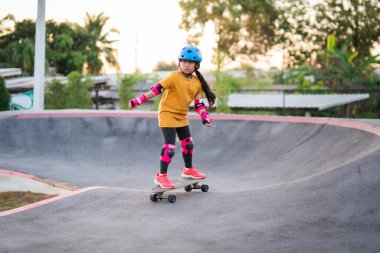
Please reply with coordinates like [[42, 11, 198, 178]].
[[1, 0, 220, 73]]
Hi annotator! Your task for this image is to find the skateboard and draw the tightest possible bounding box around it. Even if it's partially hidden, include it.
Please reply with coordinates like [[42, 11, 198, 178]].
[[150, 175, 208, 203]]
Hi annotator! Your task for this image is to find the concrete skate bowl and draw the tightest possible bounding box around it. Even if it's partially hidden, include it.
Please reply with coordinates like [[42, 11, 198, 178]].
[[0, 111, 380, 253]]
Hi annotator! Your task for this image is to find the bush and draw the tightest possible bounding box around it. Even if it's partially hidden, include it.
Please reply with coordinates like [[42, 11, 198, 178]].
[[65, 72, 93, 109], [0, 76, 10, 111], [44, 71, 93, 109], [45, 79, 67, 109]]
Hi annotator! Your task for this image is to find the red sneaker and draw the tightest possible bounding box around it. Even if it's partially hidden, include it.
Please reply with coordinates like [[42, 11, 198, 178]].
[[181, 167, 206, 179], [154, 173, 175, 189]]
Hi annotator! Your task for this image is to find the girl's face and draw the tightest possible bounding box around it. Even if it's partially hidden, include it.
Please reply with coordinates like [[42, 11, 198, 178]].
[[179, 60, 196, 74]]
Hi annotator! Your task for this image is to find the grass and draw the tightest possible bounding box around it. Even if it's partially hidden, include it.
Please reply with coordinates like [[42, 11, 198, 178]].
[[0, 191, 57, 212]]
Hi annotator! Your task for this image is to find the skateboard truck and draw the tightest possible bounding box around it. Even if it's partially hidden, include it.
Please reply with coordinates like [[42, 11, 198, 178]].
[[150, 192, 177, 203], [184, 182, 209, 192]]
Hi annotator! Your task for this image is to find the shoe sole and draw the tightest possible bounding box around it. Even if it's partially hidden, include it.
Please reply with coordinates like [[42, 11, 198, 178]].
[[181, 173, 205, 179]]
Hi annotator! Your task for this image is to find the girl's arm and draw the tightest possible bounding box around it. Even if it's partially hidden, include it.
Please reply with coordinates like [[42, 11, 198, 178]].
[[129, 82, 164, 109], [194, 94, 213, 127]]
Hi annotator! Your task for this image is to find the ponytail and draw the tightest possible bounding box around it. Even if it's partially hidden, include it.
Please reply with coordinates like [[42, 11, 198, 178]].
[[195, 70, 216, 108]]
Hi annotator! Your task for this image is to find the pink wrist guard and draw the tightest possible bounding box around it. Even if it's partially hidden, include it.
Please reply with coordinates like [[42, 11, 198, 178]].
[[201, 111, 208, 121], [131, 94, 147, 107], [194, 98, 206, 113]]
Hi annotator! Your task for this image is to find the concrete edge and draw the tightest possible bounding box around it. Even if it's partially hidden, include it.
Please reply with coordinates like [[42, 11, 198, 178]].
[[9, 110, 380, 136], [0, 169, 34, 179]]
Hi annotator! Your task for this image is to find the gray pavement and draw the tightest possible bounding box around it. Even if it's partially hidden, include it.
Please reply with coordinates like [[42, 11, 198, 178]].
[[0, 111, 379, 253]]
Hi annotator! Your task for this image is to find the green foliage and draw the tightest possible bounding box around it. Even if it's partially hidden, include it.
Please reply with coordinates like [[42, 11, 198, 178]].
[[45, 79, 67, 109], [44, 71, 93, 109], [65, 72, 93, 108], [0, 76, 10, 111], [316, 35, 380, 88], [84, 12, 120, 74], [285, 35, 380, 90], [220, 72, 245, 90], [314, 0, 380, 60], [0, 17, 35, 75], [284, 66, 325, 90], [0, 13, 119, 76], [118, 74, 144, 109], [46, 28, 86, 75], [214, 72, 231, 113], [179, 0, 279, 65]]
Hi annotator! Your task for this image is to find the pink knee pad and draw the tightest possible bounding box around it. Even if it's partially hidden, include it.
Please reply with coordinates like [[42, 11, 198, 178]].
[[181, 137, 194, 155], [160, 144, 176, 164]]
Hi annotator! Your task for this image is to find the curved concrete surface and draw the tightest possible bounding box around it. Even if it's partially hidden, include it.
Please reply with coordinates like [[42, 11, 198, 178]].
[[0, 110, 379, 253], [0, 170, 73, 195]]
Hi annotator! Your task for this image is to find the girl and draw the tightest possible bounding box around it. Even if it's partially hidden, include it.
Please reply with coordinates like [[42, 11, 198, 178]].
[[129, 45, 216, 189]]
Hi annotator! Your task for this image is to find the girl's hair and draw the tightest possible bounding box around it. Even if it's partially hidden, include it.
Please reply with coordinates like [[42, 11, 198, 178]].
[[195, 70, 216, 108]]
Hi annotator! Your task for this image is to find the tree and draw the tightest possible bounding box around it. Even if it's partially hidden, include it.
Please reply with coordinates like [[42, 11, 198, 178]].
[[0, 76, 10, 111], [179, 0, 279, 65], [0, 13, 120, 76], [83, 12, 120, 75], [0, 18, 35, 74], [274, 0, 318, 68], [46, 21, 86, 75], [314, 0, 380, 60]]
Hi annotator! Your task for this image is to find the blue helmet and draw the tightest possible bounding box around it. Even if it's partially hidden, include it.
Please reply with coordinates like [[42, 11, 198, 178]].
[[178, 45, 202, 63]]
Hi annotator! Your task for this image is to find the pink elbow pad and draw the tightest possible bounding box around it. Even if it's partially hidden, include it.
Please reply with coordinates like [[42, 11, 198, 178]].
[[151, 82, 164, 95]]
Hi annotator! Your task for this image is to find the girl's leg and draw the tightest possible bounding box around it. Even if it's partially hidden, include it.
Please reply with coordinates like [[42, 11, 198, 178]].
[[177, 125, 206, 179], [176, 125, 193, 168], [160, 128, 177, 174]]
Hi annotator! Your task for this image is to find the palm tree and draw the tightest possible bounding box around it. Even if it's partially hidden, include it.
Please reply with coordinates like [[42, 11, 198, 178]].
[[83, 12, 120, 75], [11, 38, 35, 74]]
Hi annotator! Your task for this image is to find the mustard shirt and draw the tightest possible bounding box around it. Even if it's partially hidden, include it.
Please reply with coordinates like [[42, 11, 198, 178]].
[[158, 70, 203, 127]]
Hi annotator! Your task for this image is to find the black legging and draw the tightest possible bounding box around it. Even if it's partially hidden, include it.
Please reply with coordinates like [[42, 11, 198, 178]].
[[160, 125, 192, 174]]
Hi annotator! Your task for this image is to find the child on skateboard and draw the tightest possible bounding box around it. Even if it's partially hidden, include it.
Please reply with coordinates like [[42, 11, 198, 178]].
[[129, 45, 215, 189]]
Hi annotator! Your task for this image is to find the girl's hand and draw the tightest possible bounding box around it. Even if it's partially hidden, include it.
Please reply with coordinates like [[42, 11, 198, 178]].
[[128, 99, 136, 109], [202, 117, 213, 127], [129, 98, 140, 109]]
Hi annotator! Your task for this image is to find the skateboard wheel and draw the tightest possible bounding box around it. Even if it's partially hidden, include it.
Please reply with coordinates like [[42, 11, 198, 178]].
[[184, 185, 192, 192], [168, 194, 176, 203], [150, 194, 158, 202], [201, 184, 209, 192]]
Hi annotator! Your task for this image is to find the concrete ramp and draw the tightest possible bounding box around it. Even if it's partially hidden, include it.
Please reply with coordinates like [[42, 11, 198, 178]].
[[0, 111, 379, 253]]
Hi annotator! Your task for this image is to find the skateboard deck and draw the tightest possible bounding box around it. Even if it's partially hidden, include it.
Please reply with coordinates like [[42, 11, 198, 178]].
[[150, 174, 208, 203]]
